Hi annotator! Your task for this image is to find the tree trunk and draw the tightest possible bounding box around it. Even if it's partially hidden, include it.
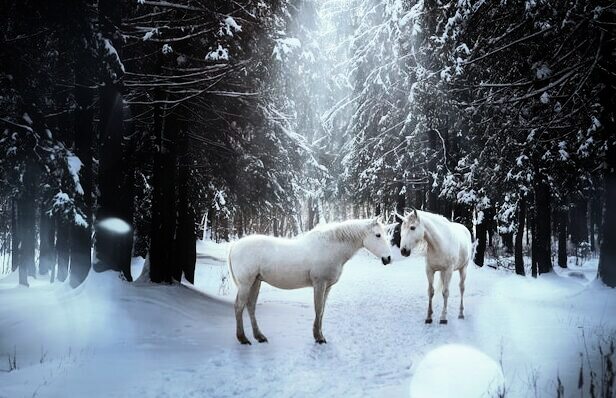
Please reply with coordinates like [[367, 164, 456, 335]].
[[39, 204, 55, 276], [11, 199, 19, 273], [454, 203, 474, 240], [149, 107, 177, 283], [55, 218, 71, 282], [426, 129, 439, 213], [474, 208, 489, 267], [570, 199, 589, 247], [94, 0, 133, 281], [589, 195, 598, 252], [173, 131, 196, 284], [599, 140, 616, 286], [597, 12, 616, 287], [69, 2, 94, 287], [391, 182, 405, 247], [501, 232, 514, 254], [557, 208, 568, 268], [307, 197, 315, 231], [17, 158, 38, 286], [532, 171, 552, 276], [514, 197, 526, 276]]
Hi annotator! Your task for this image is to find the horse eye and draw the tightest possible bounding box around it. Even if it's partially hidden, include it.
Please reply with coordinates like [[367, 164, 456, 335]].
[[410, 226, 416, 231], [376, 233, 381, 238]]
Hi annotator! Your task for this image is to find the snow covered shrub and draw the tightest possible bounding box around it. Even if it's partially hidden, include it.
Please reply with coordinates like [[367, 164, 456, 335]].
[[575, 337, 615, 398], [576, 242, 592, 266], [218, 268, 230, 296]]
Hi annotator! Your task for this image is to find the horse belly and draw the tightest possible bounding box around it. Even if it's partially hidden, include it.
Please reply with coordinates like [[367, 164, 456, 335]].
[[259, 267, 311, 290]]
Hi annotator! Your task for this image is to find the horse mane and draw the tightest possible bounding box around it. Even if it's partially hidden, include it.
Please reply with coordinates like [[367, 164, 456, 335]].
[[417, 210, 451, 226], [310, 220, 370, 244]]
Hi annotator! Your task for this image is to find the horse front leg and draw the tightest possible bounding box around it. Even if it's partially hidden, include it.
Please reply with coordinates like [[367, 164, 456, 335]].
[[439, 269, 453, 324], [312, 281, 329, 344], [425, 268, 435, 324]]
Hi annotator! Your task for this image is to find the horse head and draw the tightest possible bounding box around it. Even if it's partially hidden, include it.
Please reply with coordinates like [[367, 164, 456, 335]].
[[400, 207, 425, 257], [362, 216, 392, 265]]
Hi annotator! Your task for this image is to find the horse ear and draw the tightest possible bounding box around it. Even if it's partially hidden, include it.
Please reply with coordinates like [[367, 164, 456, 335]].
[[373, 216, 383, 225], [407, 207, 419, 222]]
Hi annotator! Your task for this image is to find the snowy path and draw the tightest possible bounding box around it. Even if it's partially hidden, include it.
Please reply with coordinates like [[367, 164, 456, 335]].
[[0, 242, 614, 398]]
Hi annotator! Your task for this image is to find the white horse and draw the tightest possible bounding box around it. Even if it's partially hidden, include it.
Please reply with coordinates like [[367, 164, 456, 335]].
[[228, 218, 392, 344], [399, 208, 472, 324]]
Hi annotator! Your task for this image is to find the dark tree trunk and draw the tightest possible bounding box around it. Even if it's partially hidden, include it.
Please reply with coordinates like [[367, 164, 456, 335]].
[[11, 199, 19, 273], [149, 108, 177, 283], [557, 208, 568, 268], [173, 131, 196, 284], [454, 203, 474, 239], [599, 140, 616, 286], [514, 197, 526, 276], [55, 218, 71, 282], [69, 3, 94, 287], [17, 158, 38, 286], [526, 206, 532, 248], [485, 208, 496, 248], [39, 204, 55, 276], [94, 0, 133, 281], [307, 197, 315, 231], [236, 212, 244, 238], [474, 208, 490, 267], [427, 129, 439, 213], [391, 182, 405, 247], [570, 199, 589, 247], [589, 195, 598, 252], [532, 171, 552, 276], [597, 13, 616, 287], [95, 90, 133, 280], [501, 232, 514, 255]]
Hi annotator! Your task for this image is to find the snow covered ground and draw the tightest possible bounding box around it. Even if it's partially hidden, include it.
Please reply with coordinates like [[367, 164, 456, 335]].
[[0, 241, 614, 398]]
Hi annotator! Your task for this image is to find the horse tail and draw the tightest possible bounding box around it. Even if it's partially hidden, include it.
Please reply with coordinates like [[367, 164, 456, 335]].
[[227, 243, 238, 286]]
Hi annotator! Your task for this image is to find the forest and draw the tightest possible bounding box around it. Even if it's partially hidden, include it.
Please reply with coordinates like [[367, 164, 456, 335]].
[[1, 0, 615, 288], [0, 0, 615, 397]]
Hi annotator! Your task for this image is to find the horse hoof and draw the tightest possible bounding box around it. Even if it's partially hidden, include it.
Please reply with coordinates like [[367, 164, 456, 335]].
[[458, 315, 465, 320], [425, 319, 433, 324], [439, 319, 448, 325], [238, 337, 252, 345], [256, 336, 268, 343], [315, 338, 327, 344]]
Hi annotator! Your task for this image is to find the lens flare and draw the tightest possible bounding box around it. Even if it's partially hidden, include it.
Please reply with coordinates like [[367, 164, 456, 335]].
[[409, 344, 505, 398], [97, 217, 131, 234]]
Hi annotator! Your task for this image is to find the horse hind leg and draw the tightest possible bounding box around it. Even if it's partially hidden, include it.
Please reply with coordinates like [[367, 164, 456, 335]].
[[247, 279, 268, 343], [235, 282, 252, 345], [458, 267, 467, 319], [439, 269, 453, 325], [425, 268, 435, 324]]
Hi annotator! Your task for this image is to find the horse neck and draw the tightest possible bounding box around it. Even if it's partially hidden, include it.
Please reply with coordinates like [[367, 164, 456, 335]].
[[419, 212, 447, 254], [327, 222, 366, 262]]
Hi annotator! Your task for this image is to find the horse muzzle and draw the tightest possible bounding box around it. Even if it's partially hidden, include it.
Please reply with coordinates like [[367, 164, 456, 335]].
[[381, 256, 391, 265], [400, 248, 410, 257]]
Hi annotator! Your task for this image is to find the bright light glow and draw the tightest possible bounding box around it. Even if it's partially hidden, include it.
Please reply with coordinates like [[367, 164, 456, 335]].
[[97, 217, 131, 234], [409, 344, 505, 398]]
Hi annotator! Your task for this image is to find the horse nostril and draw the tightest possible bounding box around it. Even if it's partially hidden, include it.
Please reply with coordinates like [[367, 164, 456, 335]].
[[387, 256, 391, 262]]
